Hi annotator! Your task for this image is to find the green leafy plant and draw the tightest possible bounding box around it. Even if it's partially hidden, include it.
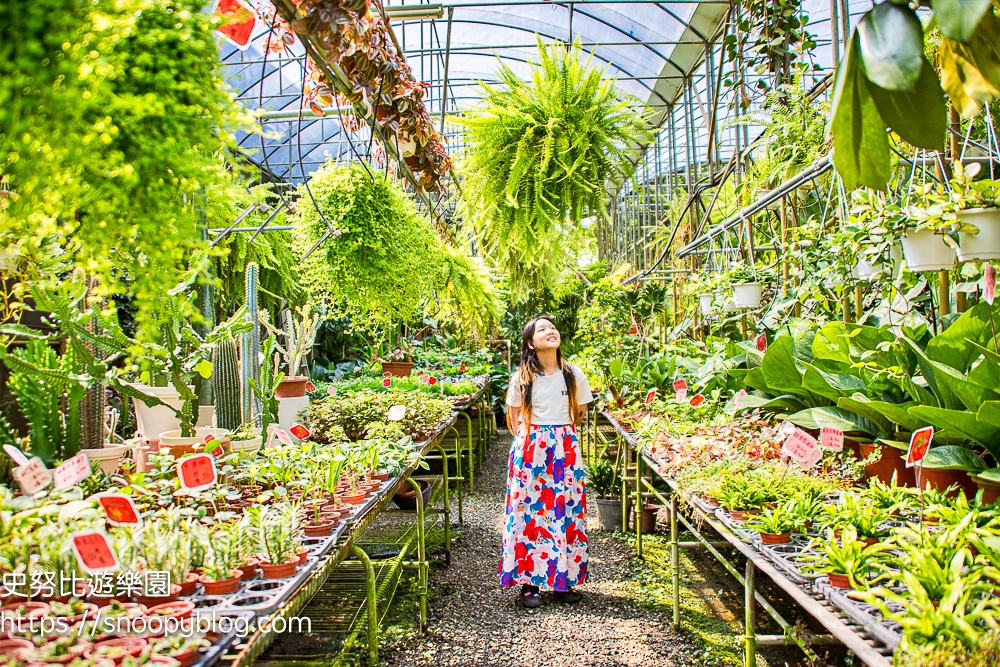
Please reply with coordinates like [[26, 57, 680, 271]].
[[583, 458, 619, 500], [455, 38, 653, 295], [745, 502, 802, 535], [802, 525, 892, 588], [248, 335, 284, 436]]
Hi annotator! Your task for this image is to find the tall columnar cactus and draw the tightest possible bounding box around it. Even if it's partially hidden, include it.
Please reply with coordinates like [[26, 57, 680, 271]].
[[241, 263, 262, 426], [213, 337, 241, 431]]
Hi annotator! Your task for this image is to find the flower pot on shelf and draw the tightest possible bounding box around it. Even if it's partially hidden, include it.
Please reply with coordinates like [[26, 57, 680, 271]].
[[827, 573, 854, 589], [698, 294, 714, 316], [198, 571, 243, 596], [157, 428, 230, 457], [128, 384, 186, 443], [595, 497, 623, 532], [973, 470, 1000, 504], [956, 208, 1000, 262], [87, 637, 148, 663], [84, 443, 128, 475], [275, 376, 310, 399], [901, 229, 956, 272], [258, 558, 299, 579], [304, 521, 335, 537], [144, 600, 195, 622], [860, 443, 915, 487], [296, 548, 309, 565], [0, 639, 34, 658], [917, 467, 977, 499], [732, 283, 763, 308], [177, 572, 200, 597], [134, 584, 182, 608], [380, 361, 414, 377], [760, 532, 791, 545]]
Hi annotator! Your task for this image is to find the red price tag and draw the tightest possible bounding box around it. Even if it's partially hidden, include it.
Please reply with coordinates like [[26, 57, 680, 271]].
[[781, 429, 818, 466], [733, 389, 748, 408], [906, 426, 934, 468], [459, 364, 467, 372], [755, 333, 768, 352], [382, 378, 392, 388], [327, 386, 337, 396], [305, 381, 316, 393], [204, 438, 224, 457], [275, 429, 293, 446], [290, 423, 311, 440], [177, 454, 217, 492], [672, 379, 687, 392], [382, 371, 392, 378], [214, 0, 257, 49], [689, 394, 705, 407], [799, 445, 823, 471], [70, 531, 120, 573], [428, 377, 438, 385], [97, 494, 142, 526], [12, 457, 52, 494], [644, 389, 656, 405], [675, 387, 688, 403], [984, 265, 996, 305], [819, 427, 844, 452], [53, 452, 91, 491]]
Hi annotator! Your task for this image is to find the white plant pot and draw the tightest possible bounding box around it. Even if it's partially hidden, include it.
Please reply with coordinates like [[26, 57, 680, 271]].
[[852, 258, 877, 280], [398, 136, 417, 157], [277, 395, 310, 432], [128, 384, 185, 443], [85, 443, 128, 475], [196, 405, 216, 428], [699, 294, 714, 316], [723, 300, 740, 313], [733, 283, 763, 308], [956, 208, 1000, 262], [901, 230, 956, 272], [230, 436, 263, 453], [158, 426, 230, 457]]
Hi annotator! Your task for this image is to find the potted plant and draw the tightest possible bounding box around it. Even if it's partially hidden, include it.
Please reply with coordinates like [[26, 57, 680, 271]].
[[728, 262, 764, 308], [903, 183, 960, 272], [86, 638, 148, 664], [946, 162, 1000, 262], [745, 503, 801, 544], [199, 521, 243, 595], [25, 636, 91, 665], [716, 475, 773, 521], [917, 445, 987, 499], [150, 633, 212, 667], [823, 492, 891, 547], [803, 526, 891, 589], [254, 504, 302, 578], [583, 458, 622, 532], [972, 468, 1000, 504], [260, 306, 320, 398], [248, 335, 284, 438], [303, 483, 336, 536], [858, 439, 915, 487], [379, 337, 415, 377]]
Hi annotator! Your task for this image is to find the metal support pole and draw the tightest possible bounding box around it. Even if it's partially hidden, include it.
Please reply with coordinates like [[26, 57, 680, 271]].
[[409, 477, 428, 631], [433, 444, 452, 566], [635, 454, 644, 558], [670, 494, 680, 629], [621, 442, 629, 531], [745, 559, 757, 667], [438, 8, 454, 134], [939, 271, 951, 316], [457, 411, 475, 493], [446, 423, 464, 523], [349, 545, 378, 665]]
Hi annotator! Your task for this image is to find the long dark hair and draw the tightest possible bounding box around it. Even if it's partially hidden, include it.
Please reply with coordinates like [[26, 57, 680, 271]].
[[506, 315, 579, 432]]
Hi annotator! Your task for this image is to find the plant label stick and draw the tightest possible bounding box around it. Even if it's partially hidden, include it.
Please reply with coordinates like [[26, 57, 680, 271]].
[[905, 426, 934, 468], [428, 376, 438, 385], [382, 378, 392, 388], [733, 389, 747, 408], [798, 445, 823, 471], [12, 457, 51, 494], [2, 445, 29, 467], [778, 420, 795, 436], [305, 381, 316, 393], [819, 427, 844, 452], [387, 405, 407, 421], [382, 371, 392, 378], [214, 0, 257, 50], [675, 387, 687, 403], [290, 424, 311, 440], [327, 386, 337, 396], [755, 333, 767, 352], [177, 454, 217, 492], [644, 389, 656, 405], [97, 494, 142, 526], [781, 429, 818, 466], [275, 429, 293, 446], [984, 264, 996, 304], [459, 364, 467, 372], [70, 531, 120, 574], [53, 452, 91, 491], [689, 394, 705, 407]]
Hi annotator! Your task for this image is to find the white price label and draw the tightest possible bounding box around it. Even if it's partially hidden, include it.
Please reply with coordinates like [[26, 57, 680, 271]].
[[387, 405, 407, 421], [53, 452, 91, 490], [819, 427, 844, 452], [13, 457, 52, 494], [781, 429, 818, 466]]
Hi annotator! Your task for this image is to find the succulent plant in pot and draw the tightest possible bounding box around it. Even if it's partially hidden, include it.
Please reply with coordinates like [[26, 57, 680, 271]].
[[260, 306, 321, 398], [254, 503, 302, 578], [150, 632, 212, 667], [199, 521, 243, 594]]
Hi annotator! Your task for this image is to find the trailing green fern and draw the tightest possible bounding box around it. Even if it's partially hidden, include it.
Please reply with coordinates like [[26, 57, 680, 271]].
[[455, 38, 653, 296]]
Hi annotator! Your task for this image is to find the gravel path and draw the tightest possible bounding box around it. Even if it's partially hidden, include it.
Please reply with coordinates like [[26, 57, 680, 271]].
[[382, 431, 714, 667]]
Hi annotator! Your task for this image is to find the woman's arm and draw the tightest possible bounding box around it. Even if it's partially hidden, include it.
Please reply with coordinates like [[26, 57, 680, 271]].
[[507, 404, 522, 432]]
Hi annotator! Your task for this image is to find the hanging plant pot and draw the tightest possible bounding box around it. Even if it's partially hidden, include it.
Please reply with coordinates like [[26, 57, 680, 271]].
[[732, 283, 763, 308], [901, 230, 955, 272], [956, 208, 1000, 262], [398, 135, 418, 157], [275, 376, 310, 399], [380, 361, 414, 377], [698, 294, 714, 316]]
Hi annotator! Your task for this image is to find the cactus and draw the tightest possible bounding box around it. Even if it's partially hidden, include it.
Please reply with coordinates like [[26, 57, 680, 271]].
[[241, 263, 262, 426], [213, 337, 241, 431], [259, 305, 321, 377]]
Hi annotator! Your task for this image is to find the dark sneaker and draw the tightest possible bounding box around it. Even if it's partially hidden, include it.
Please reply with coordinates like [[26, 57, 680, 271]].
[[553, 588, 582, 604], [520, 584, 543, 608]]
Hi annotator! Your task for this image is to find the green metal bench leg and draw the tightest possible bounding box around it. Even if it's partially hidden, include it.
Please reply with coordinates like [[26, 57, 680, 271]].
[[745, 559, 757, 667], [671, 494, 679, 630], [457, 411, 474, 493], [408, 477, 428, 632], [349, 545, 378, 666], [635, 455, 644, 558], [446, 424, 464, 524], [433, 444, 451, 566]]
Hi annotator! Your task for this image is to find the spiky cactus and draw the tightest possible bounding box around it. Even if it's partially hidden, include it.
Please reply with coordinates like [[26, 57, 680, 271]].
[[213, 337, 241, 431], [241, 263, 262, 425]]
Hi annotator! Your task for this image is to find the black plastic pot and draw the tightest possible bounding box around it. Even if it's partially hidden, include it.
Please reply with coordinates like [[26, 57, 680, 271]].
[[393, 479, 432, 510]]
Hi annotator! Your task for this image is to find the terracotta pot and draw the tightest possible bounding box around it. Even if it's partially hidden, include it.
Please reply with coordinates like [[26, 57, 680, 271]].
[[393, 479, 431, 511], [239, 558, 259, 579], [304, 521, 335, 537], [760, 532, 791, 545], [52, 602, 99, 625], [728, 508, 759, 522], [296, 548, 309, 565], [275, 377, 309, 399], [162, 646, 201, 667], [918, 467, 978, 499], [1, 600, 50, 619], [380, 361, 414, 377], [640, 505, 659, 534], [199, 571, 243, 596], [87, 637, 148, 663], [364, 478, 382, 489], [338, 492, 366, 505], [144, 600, 195, 622], [151, 657, 181, 667], [827, 573, 855, 589], [177, 572, 200, 597], [0, 639, 34, 658], [88, 592, 131, 606], [134, 584, 182, 608], [258, 558, 299, 579], [371, 472, 391, 482], [860, 443, 915, 487], [975, 475, 1000, 504], [31, 640, 90, 664]]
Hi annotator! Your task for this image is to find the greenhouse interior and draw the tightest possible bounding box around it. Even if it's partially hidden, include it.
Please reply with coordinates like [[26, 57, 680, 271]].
[[5, 0, 1000, 665]]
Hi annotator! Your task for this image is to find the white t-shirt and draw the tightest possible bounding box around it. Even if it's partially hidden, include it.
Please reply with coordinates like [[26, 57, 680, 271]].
[[506, 364, 594, 425]]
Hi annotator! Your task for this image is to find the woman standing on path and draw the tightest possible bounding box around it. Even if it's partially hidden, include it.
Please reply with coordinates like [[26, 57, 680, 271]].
[[500, 315, 594, 608]]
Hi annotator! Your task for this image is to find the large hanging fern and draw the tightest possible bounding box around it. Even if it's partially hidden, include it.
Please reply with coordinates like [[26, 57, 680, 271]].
[[455, 38, 653, 296]]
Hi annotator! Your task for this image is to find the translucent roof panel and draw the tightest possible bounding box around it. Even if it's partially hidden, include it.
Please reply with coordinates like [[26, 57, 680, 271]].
[[221, 0, 729, 183]]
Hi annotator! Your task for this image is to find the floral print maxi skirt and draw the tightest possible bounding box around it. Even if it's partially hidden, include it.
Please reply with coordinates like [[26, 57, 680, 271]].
[[499, 423, 589, 591]]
